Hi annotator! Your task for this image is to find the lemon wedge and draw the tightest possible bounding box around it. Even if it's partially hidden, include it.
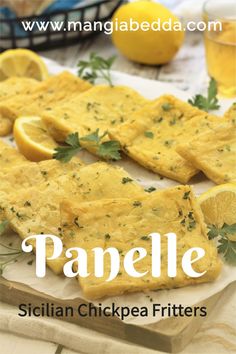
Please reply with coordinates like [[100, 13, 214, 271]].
[[198, 183, 236, 228], [13, 116, 58, 162], [0, 49, 48, 81]]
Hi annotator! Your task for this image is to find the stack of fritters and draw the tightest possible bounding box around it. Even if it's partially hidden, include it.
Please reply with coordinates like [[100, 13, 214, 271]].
[[42, 92, 235, 184], [0, 71, 229, 299], [1, 140, 144, 274], [0, 140, 221, 297], [0, 71, 92, 136]]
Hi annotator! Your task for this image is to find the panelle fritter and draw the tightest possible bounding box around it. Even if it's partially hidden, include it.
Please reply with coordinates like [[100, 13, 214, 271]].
[[110, 95, 221, 183], [60, 185, 221, 299], [42, 85, 149, 150], [0, 153, 84, 227], [177, 119, 236, 184], [4, 162, 145, 274], [0, 140, 27, 171], [0, 77, 38, 102], [0, 71, 92, 136]]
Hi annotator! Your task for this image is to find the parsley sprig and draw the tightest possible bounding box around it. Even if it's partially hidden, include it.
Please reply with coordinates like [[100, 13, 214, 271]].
[[0, 220, 26, 275], [77, 53, 116, 86], [0, 220, 8, 235], [53, 130, 121, 163], [53, 133, 82, 163], [81, 129, 121, 160], [208, 223, 236, 265], [188, 78, 220, 112]]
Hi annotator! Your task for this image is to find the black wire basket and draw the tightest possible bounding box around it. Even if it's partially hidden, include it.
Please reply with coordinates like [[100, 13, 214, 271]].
[[0, 0, 123, 52]]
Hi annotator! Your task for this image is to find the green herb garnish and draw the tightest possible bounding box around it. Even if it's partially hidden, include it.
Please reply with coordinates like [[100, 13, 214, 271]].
[[183, 191, 191, 200], [98, 140, 121, 160], [145, 186, 156, 193], [208, 223, 236, 265], [164, 139, 174, 147], [162, 103, 172, 111], [144, 131, 154, 139], [141, 236, 150, 241], [77, 53, 116, 86], [180, 212, 196, 231], [81, 129, 121, 160], [53, 130, 121, 162], [0, 221, 31, 274], [169, 118, 176, 126], [188, 78, 220, 112], [80, 129, 107, 144], [122, 177, 133, 184], [0, 220, 8, 235], [133, 201, 142, 207], [187, 220, 196, 231], [53, 133, 82, 163], [208, 223, 236, 239]]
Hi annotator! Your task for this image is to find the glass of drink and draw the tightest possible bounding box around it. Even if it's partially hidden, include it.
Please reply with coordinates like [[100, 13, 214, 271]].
[[203, 0, 236, 97]]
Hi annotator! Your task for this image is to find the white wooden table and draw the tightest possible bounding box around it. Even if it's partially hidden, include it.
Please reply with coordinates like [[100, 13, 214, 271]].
[[41, 31, 208, 93], [1, 32, 236, 354]]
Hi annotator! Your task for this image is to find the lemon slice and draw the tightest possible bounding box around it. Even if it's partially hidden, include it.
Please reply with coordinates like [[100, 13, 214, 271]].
[[0, 49, 48, 81], [14, 116, 58, 162], [198, 183, 236, 228]]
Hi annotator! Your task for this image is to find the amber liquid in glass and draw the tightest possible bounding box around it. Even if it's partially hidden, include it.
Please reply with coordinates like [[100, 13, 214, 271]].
[[204, 21, 236, 97]]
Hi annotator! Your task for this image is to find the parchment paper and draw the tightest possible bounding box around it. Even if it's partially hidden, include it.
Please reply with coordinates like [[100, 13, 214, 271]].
[[1, 58, 236, 325]]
